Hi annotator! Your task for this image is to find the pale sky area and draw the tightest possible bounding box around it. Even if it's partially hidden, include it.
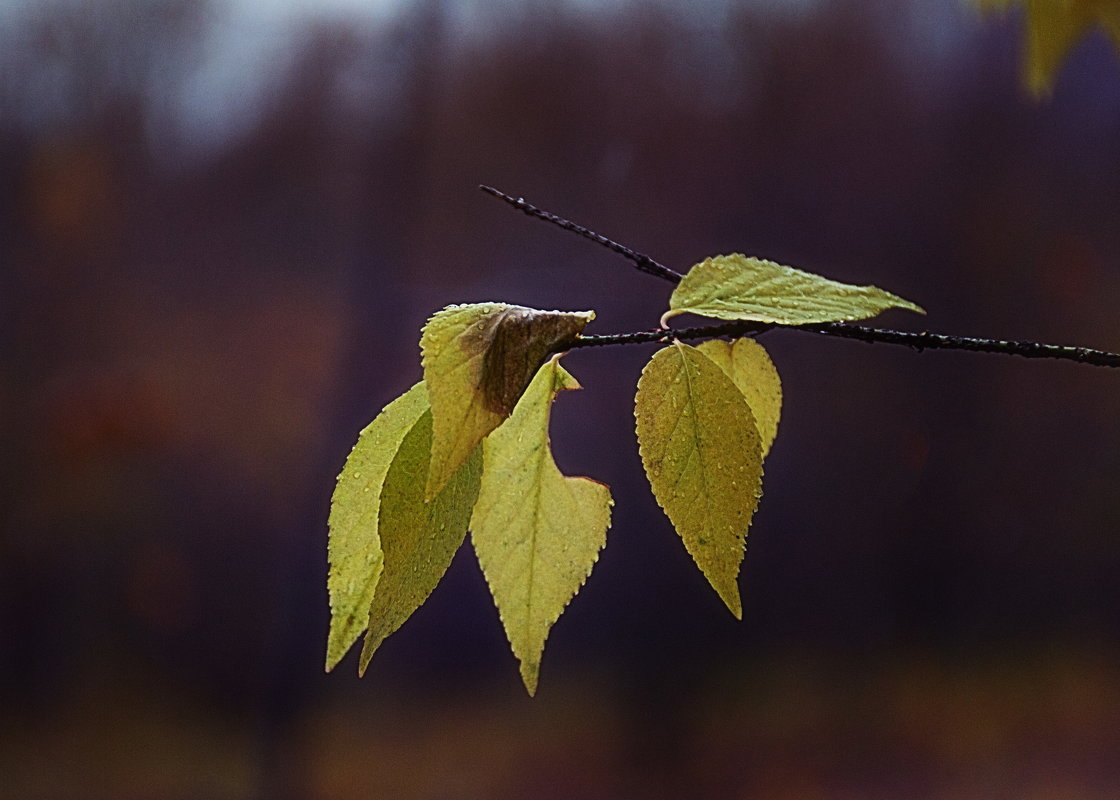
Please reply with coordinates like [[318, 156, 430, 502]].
[[222, 0, 406, 23], [0, 0, 971, 160], [162, 0, 843, 157]]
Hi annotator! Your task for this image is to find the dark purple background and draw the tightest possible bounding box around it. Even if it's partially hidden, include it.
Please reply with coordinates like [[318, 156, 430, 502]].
[[3, 1, 1120, 797]]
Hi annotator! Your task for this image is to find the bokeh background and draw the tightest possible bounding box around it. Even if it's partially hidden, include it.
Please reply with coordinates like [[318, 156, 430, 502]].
[[3, 0, 1120, 797]]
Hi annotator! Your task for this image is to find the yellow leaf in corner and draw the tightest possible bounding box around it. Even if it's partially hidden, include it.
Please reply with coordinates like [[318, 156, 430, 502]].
[[421, 303, 594, 500], [635, 342, 764, 618], [695, 338, 782, 459], [664, 254, 924, 326], [976, 0, 1120, 96], [358, 410, 482, 675], [326, 382, 428, 672], [470, 357, 612, 695]]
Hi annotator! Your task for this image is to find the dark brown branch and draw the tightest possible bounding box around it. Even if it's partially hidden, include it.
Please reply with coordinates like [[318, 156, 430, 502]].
[[570, 320, 1120, 367], [484, 185, 1120, 369], [791, 322, 1120, 366]]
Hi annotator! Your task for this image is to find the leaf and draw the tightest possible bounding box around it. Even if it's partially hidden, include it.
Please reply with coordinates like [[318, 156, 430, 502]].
[[325, 382, 428, 672], [357, 409, 483, 674], [976, 0, 1120, 95], [421, 303, 594, 499], [635, 342, 764, 618], [695, 338, 782, 459], [470, 357, 612, 695], [663, 254, 924, 326]]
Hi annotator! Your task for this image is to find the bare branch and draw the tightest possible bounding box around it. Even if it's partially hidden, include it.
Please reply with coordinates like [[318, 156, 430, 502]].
[[485, 185, 1120, 369], [480, 185, 683, 283]]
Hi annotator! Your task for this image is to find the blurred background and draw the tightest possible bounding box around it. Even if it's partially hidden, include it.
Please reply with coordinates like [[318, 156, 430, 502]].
[[3, 0, 1120, 797]]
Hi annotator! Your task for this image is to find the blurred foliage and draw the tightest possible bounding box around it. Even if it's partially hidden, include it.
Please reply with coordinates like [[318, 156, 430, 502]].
[[3, 650, 1119, 798], [977, 0, 1120, 94]]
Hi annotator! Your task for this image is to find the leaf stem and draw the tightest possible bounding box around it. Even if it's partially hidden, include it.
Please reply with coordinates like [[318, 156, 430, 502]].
[[483, 185, 1120, 369]]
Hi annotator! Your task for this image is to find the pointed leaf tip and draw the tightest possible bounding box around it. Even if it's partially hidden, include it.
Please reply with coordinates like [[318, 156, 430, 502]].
[[326, 382, 428, 672], [635, 342, 764, 617], [357, 410, 482, 674], [666, 254, 924, 326], [421, 303, 594, 499], [471, 358, 612, 695]]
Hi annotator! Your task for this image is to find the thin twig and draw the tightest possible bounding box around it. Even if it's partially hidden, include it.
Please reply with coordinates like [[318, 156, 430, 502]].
[[479, 185, 684, 283], [793, 323, 1120, 366], [483, 185, 1120, 369], [567, 321, 771, 349]]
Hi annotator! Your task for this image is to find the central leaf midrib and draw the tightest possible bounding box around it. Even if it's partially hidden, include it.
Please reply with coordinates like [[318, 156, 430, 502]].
[[679, 348, 720, 545], [519, 391, 554, 650]]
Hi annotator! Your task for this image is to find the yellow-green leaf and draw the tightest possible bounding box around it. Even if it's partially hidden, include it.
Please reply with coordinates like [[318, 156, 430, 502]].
[[421, 303, 594, 499], [664, 254, 924, 326], [470, 357, 612, 695], [695, 338, 782, 459], [635, 342, 764, 618], [976, 0, 1120, 95], [358, 410, 483, 675], [326, 382, 427, 672]]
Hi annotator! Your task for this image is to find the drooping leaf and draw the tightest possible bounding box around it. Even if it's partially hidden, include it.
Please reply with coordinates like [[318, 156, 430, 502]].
[[421, 303, 594, 499], [976, 0, 1120, 95], [471, 357, 612, 695], [326, 382, 428, 672], [663, 254, 924, 326], [635, 342, 763, 618], [695, 338, 782, 459], [358, 410, 483, 675]]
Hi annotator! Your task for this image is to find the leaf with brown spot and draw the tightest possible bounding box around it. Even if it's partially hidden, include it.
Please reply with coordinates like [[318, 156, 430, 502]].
[[421, 303, 594, 499]]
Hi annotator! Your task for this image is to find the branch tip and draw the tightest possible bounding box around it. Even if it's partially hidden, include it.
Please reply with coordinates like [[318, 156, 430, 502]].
[[480, 183, 684, 283]]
